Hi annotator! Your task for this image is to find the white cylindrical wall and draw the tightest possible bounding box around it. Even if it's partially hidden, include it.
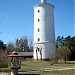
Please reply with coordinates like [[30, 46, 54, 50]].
[[33, 3, 56, 60]]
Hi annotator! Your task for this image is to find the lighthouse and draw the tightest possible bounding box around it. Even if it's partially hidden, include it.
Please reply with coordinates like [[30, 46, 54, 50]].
[[33, 0, 56, 61]]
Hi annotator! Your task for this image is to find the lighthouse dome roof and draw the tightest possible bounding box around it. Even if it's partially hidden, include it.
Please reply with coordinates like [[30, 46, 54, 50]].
[[34, 3, 55, 9]]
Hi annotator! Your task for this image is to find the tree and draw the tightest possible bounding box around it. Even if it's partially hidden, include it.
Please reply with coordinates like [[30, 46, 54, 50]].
[[7, 42, 15, 54], [0, 40, 7, 67], [0, 40, 6, 50], [15, 38, 20, 48], [19, 36, 29, 52], [7, 36, 30, 52], [15, 36, 29, 52], [0, 50, 8, 67], [56, 36, 65, 48], [70, 36, 75, 60], [56, 46, 70, 63], [64, 36, 75, 60], [15, 38, 20, 52], [28, 37, 33, 52], [64, 35, 71, 49]]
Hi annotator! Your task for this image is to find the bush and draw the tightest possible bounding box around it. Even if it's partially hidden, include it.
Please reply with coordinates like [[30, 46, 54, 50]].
[[0, 50, 8, 68]]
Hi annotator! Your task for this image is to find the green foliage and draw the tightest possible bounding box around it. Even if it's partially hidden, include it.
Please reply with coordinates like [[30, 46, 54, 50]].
[[0, 40, 6, 50], [56, 36, 75, 61], [56, 36, 65, 48], [64, 36, 75, 60]]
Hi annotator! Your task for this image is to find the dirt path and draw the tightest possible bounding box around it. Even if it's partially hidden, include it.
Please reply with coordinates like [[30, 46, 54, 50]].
[[42, 67, 75, 71], [0, 73, 9, 75], [19, 67, 75, 74], [0, 67, 75, 75]]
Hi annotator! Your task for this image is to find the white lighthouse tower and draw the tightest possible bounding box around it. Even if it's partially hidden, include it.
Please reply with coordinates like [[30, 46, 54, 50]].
[[33, 0, 56, 61]]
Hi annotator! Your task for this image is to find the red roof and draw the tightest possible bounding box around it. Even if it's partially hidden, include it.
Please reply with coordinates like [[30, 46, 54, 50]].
[[8, 51, 22, 57]]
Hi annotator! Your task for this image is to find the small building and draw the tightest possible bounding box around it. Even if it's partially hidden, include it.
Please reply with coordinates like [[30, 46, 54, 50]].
[[17, 52, 33, 59], [8, 51, 33, 59]]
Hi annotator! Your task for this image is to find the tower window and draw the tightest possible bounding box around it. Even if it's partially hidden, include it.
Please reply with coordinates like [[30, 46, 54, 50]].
[[38, 10, 40, 13], [38, 38, 40, 41], [38, 28, 40, 32], [38, 19, 40, 22]]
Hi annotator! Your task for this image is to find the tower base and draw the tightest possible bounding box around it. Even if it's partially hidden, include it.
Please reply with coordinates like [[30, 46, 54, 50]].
[[33, 57, 56, 61], [33, 58, 54, 61]]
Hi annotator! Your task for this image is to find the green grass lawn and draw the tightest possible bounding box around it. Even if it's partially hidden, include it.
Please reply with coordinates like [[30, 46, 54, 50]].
[[19, 60, 75, 75], [20, 60, 75, 70], [0, 60, 75, 75]]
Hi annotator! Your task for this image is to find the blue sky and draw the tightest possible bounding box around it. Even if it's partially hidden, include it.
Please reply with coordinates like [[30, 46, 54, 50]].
[[0, 0, 74, 44]]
